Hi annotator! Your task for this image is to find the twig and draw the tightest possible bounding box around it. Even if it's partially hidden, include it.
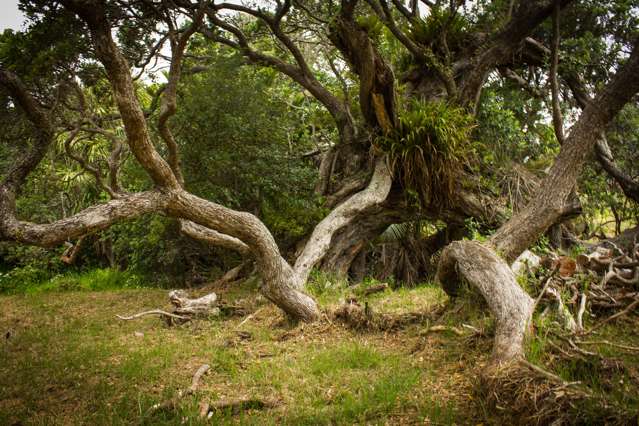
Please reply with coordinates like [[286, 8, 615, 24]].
[[567, 339, 600, 358], [548, 340, 580, 359], [189, 364, 210, 393], [236, 307, 264, 329], [200, 397, 279, 417], [211, 397, 279, 412], [116, 310, 190, 321], [147, 364, 210, 415], [461, 323, 482, 335], [519, 359, 581, 388], [532, 266, 559, 314], [577, 340, 639, 352], [576, 293, 587, 331], [584, 297, 639, 335]]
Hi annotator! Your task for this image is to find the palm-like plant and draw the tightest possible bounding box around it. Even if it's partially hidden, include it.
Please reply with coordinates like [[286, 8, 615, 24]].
[[376, 100, 475, 209]]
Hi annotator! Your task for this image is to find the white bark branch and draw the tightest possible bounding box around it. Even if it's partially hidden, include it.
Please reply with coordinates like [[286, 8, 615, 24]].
[[1, 190, 167, 247], [293, 158, 392, 287]]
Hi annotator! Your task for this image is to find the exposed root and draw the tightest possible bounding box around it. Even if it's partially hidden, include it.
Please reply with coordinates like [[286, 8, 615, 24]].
[[437, 240, 534, 363], [478, 360, 631, 425]]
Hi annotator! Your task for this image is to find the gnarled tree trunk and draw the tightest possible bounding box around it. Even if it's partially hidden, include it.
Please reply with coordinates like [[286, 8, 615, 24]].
[[437, 241, 534, 360], [436, 37, 639, 364]]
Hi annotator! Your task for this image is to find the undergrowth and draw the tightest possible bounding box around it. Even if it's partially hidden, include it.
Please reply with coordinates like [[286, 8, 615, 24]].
[[0, 267, 144, 294]]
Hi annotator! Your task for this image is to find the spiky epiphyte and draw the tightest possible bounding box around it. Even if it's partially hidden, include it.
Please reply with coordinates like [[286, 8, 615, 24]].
[[376, 100, 475, 209]]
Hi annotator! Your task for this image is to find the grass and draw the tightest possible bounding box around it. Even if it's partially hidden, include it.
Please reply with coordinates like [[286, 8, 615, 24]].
[[0, 267, 144, 295], [2, 272, 637, 425], [0, 277, 489, 425]]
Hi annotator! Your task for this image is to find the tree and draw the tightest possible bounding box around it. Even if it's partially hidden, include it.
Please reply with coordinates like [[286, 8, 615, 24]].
[[1, 0, 639, 364]]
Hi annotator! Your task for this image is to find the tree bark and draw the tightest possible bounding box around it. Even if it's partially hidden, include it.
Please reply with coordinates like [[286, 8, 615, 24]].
[[293, 158, 393, 286], [437, 37, 639, 364], [437, 241, 533, 361], [491, 39, 639, 263]]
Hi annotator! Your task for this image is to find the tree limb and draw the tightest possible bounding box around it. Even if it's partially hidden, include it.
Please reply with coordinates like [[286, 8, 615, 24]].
[[549, 0, 565, 144], [294, 158, 392, 286]]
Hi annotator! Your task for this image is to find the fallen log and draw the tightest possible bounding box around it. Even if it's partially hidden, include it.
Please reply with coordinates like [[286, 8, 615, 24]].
[[117, 290, 221, 324], [169, 290, 220, 317]]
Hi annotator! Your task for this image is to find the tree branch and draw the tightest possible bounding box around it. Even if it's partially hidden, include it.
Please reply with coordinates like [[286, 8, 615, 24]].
[[550, 0, 565, 144], [293, 158, 392, 286], [202, 3, 356, 143], [158, 8, 204, 187], [595, 137, 639, 204], [459, 0, 575, 110], [491, 37, 639, 262], [63, 129, 118, 198], [61, 0, 180, 189], [1, 191, 167, 247], [180, 220, 250, 256], [0, 68, 55, 194]]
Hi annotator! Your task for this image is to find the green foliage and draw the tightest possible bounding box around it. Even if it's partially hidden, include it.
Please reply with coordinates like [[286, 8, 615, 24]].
[[408, 6, 469, 50], [105, 216, 177, 275], [306, 269, 350, 304], [531, 234, 552, 257], [174, 47, 325, 246], [464, 217, 489, 242], [355, 14, 384, 39], [0, 242, 64, 293], [30, 268, 142, 293], [0, 267, 141, 294], [376, 100, 475, 208], [580, 104, 639, 232], [0, 8, 85, 82], [476, 88, 558, 168]]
